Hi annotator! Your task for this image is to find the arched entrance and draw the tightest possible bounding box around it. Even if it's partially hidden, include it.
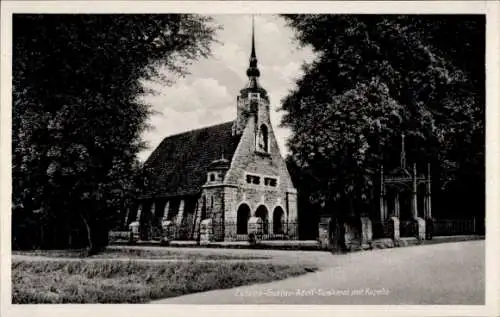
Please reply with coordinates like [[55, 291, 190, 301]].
[[255, 205, 269, 234], [236, 204, 251, 234], [272, 206, 285, 234]]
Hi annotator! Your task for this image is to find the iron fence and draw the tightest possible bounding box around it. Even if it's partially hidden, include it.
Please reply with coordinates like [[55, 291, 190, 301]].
[[371, 220, 387, 239], [432, 218, 478, 236], [213, 220, 301, 241], [369, 219, 416, 239], [370, 218, 480, 239], [398, 220, 417, 238]]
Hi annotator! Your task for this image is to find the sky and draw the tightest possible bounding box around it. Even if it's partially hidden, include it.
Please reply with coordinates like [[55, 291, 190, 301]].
[[137, 14, 316, 162]]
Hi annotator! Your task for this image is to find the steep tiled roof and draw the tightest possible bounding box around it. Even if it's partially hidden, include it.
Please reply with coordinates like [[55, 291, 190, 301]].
[[141, 121, 240, 199]]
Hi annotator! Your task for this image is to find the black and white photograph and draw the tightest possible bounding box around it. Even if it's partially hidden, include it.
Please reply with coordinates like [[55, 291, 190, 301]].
[[1, 1, 499, 316]]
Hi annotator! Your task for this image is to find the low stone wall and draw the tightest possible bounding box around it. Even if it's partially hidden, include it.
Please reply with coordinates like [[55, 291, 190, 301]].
[[109, 235, 483, 251], [108, 231, 130, 243], [317, 217, 332, 250]]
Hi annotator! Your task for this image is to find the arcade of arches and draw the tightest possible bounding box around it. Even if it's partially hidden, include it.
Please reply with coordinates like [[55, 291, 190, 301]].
[[236, 203, 287, 235]]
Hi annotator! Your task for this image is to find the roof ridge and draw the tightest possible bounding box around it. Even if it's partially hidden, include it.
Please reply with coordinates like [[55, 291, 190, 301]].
[[141, 119, 241, 199]]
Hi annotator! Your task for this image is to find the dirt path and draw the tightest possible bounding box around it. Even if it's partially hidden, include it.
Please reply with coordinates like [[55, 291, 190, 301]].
[[151, 240, 485, 305]]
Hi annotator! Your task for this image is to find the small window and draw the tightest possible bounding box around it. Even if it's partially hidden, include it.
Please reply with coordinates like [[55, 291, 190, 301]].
[[252, 176, 260, 185], [264, 177, 278, 187], [246, 174, 261, 185], [249, 92, 259, 100], [209, 173, 216, 182]]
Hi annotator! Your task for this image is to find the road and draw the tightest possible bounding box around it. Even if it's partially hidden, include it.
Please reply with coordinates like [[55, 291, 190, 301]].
[[152, 240, 485, 305]]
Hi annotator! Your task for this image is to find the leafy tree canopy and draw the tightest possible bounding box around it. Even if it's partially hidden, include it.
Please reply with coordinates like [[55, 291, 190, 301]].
[[12, 14, 218, 252], [281, 15, 484, 219]]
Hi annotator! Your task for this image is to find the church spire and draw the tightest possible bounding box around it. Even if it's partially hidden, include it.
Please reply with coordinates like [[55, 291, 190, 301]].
[[233, 15, 269, 136], [246, 16, 260, 80], [251, 16, 256, 60]]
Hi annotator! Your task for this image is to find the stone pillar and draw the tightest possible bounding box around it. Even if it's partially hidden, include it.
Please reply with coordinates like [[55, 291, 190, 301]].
[[424, 164, 433, 240], [411, 164, 426, 240], [318, 216, 332, 250], [387, 216, 400, 240], [164, 201, 170, 219], [360, 216, 373, 249], [128, 204, 142, 243], [247, 216, 263, 244], [136, 205, 142, 222], [411, 163, 418, 219], [161, 219, 175, 243], [175, 199, 185, 239], [223, 187, 237, 241], [415, 217, 426, 240], [199, 219, 213, 245], [123, 207, 130, 229], [149, 203, 156, 240], [285, 191, 298, 239], [380, 167, 386, 222], [193, 199, 203, 241], [425, 163, 432, 219], [394, 191, 400, 218]]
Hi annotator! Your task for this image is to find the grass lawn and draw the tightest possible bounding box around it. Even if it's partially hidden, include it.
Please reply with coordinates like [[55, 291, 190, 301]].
[[12, 258, 317, 303], [13, 248, 272, 260]]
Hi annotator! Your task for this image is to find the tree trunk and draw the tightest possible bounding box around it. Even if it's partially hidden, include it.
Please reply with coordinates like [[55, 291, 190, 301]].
[[80, 213, 93, 256], [334, 216, 347, 253]]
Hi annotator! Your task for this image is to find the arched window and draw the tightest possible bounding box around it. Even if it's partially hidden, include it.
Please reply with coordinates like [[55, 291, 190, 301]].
[[236, 204, 251, 234], [257, 124, 269, 152], [273, 206, 285, 234]]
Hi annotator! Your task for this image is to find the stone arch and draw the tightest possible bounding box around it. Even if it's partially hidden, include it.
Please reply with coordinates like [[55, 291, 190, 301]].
[[236, 203, 251, 234], [255, 205, 269, 234], [272, 206, 285, 234]]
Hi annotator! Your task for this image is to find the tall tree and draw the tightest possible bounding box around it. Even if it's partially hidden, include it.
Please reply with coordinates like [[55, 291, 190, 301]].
[[12, 14, 218, 253], [281, 15, 485, 233]]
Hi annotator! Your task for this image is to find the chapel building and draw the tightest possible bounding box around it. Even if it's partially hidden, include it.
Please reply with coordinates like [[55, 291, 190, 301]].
[[130, 23, 298, 242]]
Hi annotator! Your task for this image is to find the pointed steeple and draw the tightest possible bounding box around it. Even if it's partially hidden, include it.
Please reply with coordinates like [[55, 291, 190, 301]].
[[246, 16, 260, 80], [250, 16, 256, 60]]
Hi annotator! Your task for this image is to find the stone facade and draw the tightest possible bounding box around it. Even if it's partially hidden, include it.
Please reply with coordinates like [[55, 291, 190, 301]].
[[193, 57, 298, 241]]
